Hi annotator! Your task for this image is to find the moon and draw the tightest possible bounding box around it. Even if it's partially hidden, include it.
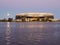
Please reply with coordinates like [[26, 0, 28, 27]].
[[7, 13, 10, 16]]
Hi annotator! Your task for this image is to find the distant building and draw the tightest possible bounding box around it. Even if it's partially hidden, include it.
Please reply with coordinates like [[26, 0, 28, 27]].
[[15, 12, 54, 22]]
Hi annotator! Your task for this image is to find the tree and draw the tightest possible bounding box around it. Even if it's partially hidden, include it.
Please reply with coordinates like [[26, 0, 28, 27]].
[[8, 18, 13, 22]]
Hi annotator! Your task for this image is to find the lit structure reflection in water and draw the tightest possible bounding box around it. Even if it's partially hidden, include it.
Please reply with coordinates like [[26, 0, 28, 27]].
[[26, 24, 44, 28], [19, 22, 44, 28], [5, 22, 11, 45]]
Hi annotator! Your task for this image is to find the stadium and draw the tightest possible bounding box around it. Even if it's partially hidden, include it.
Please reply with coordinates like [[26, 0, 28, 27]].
[[15, 12, 54, 22]]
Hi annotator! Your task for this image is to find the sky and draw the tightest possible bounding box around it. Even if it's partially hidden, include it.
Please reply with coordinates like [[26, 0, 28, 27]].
[[0, 0, 60, 19]]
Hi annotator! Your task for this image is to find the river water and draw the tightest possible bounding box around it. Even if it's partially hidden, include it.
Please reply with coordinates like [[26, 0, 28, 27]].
[[0, 22, 60, 45]]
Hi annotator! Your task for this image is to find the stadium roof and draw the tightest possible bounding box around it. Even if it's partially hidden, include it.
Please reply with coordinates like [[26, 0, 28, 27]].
[[16, 12, 54, 17]]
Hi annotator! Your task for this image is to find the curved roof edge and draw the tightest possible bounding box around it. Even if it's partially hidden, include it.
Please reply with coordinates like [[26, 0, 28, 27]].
[[16, 12, 54, 16]]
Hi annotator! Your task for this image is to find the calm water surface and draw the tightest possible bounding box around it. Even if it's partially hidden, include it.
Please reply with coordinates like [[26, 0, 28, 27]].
[[0, 22, 60, 45]]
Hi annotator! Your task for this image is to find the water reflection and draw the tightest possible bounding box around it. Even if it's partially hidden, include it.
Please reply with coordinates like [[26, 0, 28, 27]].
[[15, 22, 60, 45], [26, 24, 44, 28], [0, 22, 60, 45], [19, 22, 44, 28], [5, 22, 11, 45]]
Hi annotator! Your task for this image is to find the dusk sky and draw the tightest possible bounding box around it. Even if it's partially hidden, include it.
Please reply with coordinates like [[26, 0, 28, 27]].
[[0, 0, 60, 19]]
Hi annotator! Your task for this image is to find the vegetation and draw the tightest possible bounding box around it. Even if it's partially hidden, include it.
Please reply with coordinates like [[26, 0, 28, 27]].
[[0, 18, 13, 22], [8, 18, 13, 22], [56, 20, 60, 22]]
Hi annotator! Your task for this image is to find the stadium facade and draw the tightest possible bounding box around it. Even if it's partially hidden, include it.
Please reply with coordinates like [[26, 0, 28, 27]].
[[15, 13, 54, 22]]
